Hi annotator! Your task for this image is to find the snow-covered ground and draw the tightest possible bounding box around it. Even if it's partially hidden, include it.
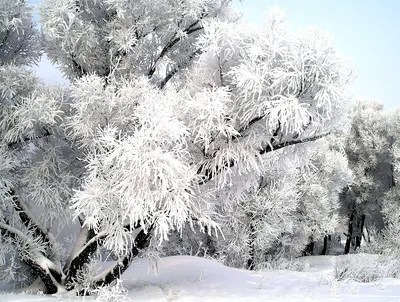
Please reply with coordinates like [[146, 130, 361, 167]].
[[1, 255, 400, 301]]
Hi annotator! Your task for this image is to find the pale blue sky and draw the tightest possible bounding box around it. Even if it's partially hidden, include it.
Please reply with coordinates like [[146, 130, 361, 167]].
[[30, 0, 399, 110], [233, 0, 400, 110]]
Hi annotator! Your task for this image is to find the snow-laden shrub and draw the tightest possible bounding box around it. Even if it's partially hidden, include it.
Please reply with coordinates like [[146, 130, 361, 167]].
[[92, 279, 128, 302], [382, 258, 400, 279], [333, 255, 383, 283], [67, 259, 101, 295], [333, 252, 400, 283], [262, 257, 313, 272]]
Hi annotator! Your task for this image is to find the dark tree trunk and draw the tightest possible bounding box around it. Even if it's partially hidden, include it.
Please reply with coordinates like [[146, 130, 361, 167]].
[[24, 259, 59, 294], [390, 164, 396, 187], [364, 224, 371, 244], [321, 235, 331, 255], [203, 225, 216, 255], [0, 226, 59, 294], [345, 210, 355, 254], [246, 223, 256, 270], [65, 229, 105, 290]]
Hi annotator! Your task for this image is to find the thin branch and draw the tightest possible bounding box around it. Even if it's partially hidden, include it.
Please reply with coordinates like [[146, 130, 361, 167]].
[[238, 115, 265, 134], [71, 54, 87, 78], [0, 221, 29, 241]]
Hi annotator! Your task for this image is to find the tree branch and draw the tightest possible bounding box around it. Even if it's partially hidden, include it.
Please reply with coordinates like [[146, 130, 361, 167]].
[[11, 192, 52, 246], [238, 115, 265, 134], [148, 18, 205, 79], [7, 128, 52, 149], [0, 221, 29, 241], [0, 222, 60, 293], [71, 54, 87, 78]]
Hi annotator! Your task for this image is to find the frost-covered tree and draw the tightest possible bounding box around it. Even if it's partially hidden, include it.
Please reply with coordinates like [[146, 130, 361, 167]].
[[293, 137, 353, 257], [0, 1, 352, 295], [0, 0, 68, 290], [341, 101, 395, 254], [160, 10, 353, 269]]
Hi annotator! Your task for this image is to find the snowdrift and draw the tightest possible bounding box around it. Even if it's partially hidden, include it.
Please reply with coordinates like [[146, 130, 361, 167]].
[[2, 255, 400, 301]]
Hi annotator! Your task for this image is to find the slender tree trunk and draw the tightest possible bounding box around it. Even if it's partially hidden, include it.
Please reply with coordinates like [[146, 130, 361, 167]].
[[203, 226, 216, 255], [246, 224, 256, 270], [345, 211, 355, 254], [321, 235, 331, 255], [390, 164, 396, 187], [364, 223, 371, 244]]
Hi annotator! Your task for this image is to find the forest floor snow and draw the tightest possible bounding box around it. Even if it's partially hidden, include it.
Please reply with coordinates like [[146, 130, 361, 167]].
[[1, 255, 400, 301]]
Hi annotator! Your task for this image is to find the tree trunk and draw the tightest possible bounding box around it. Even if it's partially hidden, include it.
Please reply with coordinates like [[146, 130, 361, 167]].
[[246, 222, 256, 270], [345, 211, 355, 254], [321, 235, 331, 255], [303, 236, 314, 256], [24, 258, 59, 294], [203, 225, 216, 256], [355, 214, 366, 249], [364, 223, 371, 244]]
